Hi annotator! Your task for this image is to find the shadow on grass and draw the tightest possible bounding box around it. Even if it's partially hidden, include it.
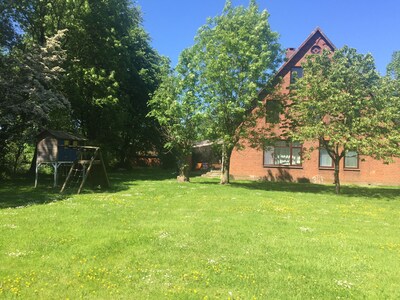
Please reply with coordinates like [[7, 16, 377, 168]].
[[230, 181, 400, 200], [110, 168, 177, 182], [0, 169, 177, 209], [192, 177, 400, 200], [0, 175, 68, 209]]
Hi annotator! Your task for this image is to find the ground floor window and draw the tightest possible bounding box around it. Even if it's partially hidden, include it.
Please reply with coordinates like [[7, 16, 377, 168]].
[[319, 148, 333, 168], [344, 151, 359, 169], [319, 147, 359, 169], [264, 141, 302, 166]]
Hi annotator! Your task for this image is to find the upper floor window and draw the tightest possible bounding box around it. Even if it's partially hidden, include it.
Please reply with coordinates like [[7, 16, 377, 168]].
[[344, 151, 359, 169], [290, 67, 303, 84], [265, 100, 282, 124], [264, 141, 302, 167]]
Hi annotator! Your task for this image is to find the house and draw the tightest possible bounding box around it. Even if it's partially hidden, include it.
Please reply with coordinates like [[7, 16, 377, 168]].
[[230, 28, 400, 186]]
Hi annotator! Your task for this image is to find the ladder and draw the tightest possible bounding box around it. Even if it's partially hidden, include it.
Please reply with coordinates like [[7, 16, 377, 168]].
[[60, 147, 110, 194]]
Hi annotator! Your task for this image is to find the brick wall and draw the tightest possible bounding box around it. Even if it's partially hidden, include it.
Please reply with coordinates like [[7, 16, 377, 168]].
[[231, 140, 400, 185], [230, 29, 400, 186]]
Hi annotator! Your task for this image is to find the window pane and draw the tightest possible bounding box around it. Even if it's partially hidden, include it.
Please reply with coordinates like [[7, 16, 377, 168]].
[[275, 147, 290, 165], [320, 149, 332, 167], [291, 147, 301, 165], [264, 147, 274, 165], [290, 67, 303, 84], [275, 141, 287, 147], [266, 101, 281, 124], [292, 141, 302, 147], [345, 151, 358, 168], [264, 142, 303, 166]]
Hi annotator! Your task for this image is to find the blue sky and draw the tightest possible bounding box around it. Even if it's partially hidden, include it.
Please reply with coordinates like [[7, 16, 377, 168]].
[[137, 0, 400, 75]]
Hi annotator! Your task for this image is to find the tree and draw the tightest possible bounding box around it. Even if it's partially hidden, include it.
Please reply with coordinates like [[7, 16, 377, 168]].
[[0, 1, 19, 51], [148, 53, 202, 182], [10, 0, 164, 166], [286, 46, 400, 194], [387, 51, 400, 80], [182, 0, 281, 184], [0, 30, 69, 173]]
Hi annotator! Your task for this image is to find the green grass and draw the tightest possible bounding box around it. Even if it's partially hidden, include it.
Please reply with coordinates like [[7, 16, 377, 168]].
[[1, 170, 400, 299]]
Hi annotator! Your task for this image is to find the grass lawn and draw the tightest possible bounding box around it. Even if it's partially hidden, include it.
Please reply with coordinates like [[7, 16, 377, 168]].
[[0, 170, 399, 299]]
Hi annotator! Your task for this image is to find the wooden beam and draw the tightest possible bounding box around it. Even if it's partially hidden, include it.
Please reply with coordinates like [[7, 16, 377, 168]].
[[99, 150, 110, 188], [77, 148, 99, 194], [60, 162, 75, 193]]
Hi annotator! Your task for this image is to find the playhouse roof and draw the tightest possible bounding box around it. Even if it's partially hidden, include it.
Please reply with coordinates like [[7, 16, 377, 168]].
[[37, 129, 87, 141]]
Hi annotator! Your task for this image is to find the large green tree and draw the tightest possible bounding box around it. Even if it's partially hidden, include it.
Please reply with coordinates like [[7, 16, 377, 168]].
[[10, 0, 163, 167], [0, 30, 69, 173], [183, 0, 282, 184], [148, 53, 202, 182], [286, 46, 400, 194]]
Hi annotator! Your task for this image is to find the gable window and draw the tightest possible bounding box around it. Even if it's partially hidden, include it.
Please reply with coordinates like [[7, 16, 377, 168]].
[[266, 100, 282, 124], [264, 141, 302, 167], [344, 151, 359, 169], [319, 148, 333, 168], [290, 67, 303, 84]]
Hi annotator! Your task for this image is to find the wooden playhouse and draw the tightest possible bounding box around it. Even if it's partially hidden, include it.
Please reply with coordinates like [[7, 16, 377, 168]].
[[35, 129, 110, 193]]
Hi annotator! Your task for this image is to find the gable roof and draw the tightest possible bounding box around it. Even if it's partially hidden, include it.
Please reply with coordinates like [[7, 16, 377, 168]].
[[275, 27, 336, 79], [37, 129, 87, 141]]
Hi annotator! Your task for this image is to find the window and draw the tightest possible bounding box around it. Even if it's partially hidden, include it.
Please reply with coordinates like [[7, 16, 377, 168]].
[[290, 67, 303, 84], [344, 151, 359, 169], [319, 148, 333, 168], [266, 100, 282, 124], [64, 140, 70, 146], [264, 141, 302, 167]]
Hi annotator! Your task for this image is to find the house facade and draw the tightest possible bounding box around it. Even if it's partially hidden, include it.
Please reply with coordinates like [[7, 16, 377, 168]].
[[230, 28, 400, 186]]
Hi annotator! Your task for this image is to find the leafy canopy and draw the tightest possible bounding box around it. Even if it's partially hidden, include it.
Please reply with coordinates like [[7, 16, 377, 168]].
[[183, 0, 282, 183], [287, 46, 400, 193], [387, 51, 400, 80], [148, 52, 202, 180]]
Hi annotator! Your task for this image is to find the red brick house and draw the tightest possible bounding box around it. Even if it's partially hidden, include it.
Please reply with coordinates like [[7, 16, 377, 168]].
[[230, 27, 400, 186]]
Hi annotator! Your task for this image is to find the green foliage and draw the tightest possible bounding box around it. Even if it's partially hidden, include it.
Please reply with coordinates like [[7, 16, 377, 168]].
[[148, 55, 202, 180], [0, 1, 19, 51], [1, 170, 400, 298], [287, 46, 400, 193], [0, 30, 69, 173], [2, 0, 164, 171], [181, 0, 282, 183], [387, 51, 400, 80], [56, 0, 163, 163]]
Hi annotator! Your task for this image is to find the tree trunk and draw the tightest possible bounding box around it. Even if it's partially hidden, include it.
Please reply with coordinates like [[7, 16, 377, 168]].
[[177, 155, 191, 182], [13, 144, 25, 174], [28, 146, 38, 175], [220, 143, 233, 185], [334, 159, 340, 194]]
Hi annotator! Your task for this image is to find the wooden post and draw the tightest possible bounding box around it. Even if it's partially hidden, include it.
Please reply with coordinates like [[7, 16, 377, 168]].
[[99, 150, 110, 188], [52, 162, 61, 187], [77, 148, 99, 194], [34, 162, 41, 188], [60, 162, 76, 193]]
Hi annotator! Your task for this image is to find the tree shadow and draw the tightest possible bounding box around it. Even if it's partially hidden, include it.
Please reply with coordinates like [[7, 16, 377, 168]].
[[0, 176, 68, 209], [191, 175, 399, 200], [229, 180, 400, 200], [0, 169, 178, 209]]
